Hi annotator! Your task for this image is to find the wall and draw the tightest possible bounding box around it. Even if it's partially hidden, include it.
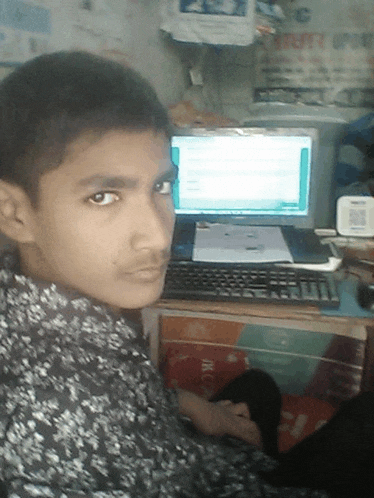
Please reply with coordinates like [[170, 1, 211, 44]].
[[170, 42, 257, 122], [1, 1, 372, 121], [180, 0, 374, 124], [0, 0, 188, 107]]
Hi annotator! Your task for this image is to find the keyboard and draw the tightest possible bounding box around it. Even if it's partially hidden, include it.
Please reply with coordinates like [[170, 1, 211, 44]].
[[162, 261, 340, 307]]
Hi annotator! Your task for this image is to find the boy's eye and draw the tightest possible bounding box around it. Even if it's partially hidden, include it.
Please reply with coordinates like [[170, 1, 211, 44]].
[[154, 180, 172, 195], [88, 192, 120, 205]]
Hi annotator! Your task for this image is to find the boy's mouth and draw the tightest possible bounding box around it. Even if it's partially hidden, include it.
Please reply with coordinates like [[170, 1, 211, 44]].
[[125, 263, 168, 283]]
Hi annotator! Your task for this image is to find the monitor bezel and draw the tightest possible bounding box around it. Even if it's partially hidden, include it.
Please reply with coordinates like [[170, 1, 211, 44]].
[[171, 126, 319, 229]]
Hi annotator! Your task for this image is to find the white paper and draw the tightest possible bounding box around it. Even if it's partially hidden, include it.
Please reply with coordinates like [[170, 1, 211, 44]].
[[161, 0, 255, 46], [193, 223, 294, 263]]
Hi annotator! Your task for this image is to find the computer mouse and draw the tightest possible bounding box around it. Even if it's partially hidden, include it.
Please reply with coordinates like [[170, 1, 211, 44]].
[[357, 282, 374, 311]]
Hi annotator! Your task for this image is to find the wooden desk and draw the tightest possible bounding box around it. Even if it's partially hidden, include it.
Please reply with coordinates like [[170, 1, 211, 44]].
[[145, 250, 374, 394], [145, 296, 374, 395]]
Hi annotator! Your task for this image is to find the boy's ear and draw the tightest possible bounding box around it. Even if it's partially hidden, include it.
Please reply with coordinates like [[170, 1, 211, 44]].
[[0, 180, 36, 243]]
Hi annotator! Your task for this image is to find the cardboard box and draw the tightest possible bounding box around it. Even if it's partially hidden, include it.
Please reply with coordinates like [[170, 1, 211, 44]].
[[160, 311, 366, 405]]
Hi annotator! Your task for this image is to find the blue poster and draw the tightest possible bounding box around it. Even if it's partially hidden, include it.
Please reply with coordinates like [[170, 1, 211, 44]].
[[162, 0, 255, 46], [0, 0, 50, 34], [180, 0, 247, 17]]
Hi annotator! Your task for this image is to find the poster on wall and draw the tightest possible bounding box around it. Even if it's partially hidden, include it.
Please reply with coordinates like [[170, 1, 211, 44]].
[[255, 0, 374, 107], [0, 0, 51, 64], [70, 0, 133, 66], [161, 0, 256, 46], [0, 0, 133, 67]]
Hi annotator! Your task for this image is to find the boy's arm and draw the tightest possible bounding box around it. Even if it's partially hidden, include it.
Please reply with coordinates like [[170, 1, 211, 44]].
[[176, 388, 262, 448]]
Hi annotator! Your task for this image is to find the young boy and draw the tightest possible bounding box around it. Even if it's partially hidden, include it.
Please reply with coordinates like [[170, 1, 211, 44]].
[[0, 50, 324, 497]]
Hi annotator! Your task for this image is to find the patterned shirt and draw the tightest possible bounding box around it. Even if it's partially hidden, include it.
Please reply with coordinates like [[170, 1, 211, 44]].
[[0, 250, 327, 498]]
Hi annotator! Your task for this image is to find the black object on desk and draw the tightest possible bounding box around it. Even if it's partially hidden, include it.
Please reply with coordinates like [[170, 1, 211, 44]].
[[281, 226, 332, 264], [357, 282, 374, 311]]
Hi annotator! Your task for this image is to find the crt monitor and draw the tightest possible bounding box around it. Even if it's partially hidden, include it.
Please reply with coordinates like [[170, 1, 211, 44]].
[[171, 127, 319, 229]]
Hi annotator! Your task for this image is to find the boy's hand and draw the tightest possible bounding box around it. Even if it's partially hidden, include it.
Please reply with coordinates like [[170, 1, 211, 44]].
[[177, 389, 262, 448]]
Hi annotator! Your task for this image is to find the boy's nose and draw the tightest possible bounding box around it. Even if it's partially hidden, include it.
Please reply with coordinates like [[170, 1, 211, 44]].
[[131, 200, 174, 252]]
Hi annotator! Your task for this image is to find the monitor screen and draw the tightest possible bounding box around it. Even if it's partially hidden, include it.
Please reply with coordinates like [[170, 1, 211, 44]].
[[171, 127, 318, 228]]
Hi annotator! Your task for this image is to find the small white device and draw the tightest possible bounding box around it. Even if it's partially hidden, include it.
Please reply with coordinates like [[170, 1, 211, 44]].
[[336, 195, 374, 237]]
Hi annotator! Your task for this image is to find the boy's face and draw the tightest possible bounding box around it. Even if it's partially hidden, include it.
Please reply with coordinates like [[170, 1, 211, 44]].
[[22, 130, 176, 310]]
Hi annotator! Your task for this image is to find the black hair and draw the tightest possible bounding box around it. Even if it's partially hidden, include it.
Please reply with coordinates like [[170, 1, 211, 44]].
[[0, 50, 172, 205]]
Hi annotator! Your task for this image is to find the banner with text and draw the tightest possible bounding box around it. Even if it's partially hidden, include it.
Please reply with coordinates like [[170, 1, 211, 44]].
[[255, 0, 374, 107]]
